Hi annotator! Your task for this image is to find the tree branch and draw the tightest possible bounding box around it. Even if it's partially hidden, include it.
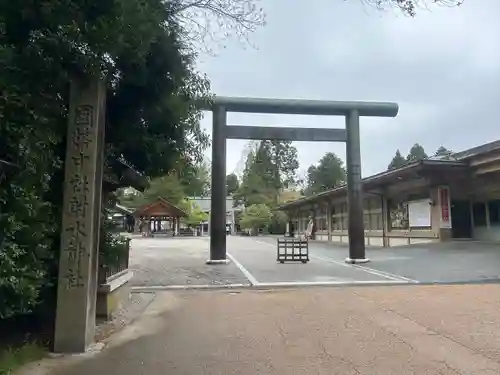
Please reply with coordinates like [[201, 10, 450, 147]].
[[360, 0, 464, 17], [170, 0, 265, 53]]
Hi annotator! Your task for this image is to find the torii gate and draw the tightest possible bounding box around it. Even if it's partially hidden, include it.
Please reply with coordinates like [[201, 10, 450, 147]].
[[199, 97, 398, 264]]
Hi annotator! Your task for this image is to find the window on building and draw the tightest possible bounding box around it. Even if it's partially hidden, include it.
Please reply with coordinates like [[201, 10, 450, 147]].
[[473, 202, 487, 227], [488, 200, 500, 225]]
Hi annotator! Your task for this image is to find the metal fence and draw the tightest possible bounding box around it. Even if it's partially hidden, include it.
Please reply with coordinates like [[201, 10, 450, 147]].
[[98, 237, 131, 283]]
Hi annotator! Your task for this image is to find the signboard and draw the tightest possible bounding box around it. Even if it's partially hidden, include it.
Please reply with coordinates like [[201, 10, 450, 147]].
[[439, 186, 452, 229], [408, 199, 431, 227]]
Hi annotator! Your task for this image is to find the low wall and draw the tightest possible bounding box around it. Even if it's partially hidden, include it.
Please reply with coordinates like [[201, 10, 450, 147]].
[[97, 270, 134, 319]]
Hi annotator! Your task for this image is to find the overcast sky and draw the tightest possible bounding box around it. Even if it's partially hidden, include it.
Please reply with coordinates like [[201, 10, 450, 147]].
[[196, 0, 500, 179]]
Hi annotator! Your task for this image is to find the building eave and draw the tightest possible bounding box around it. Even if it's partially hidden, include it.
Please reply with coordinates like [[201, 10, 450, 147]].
[[277, 159, 467, 211]]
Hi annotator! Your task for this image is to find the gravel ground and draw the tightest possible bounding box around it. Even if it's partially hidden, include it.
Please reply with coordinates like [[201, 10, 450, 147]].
[[129, 237, 249, 287], [94, 293, 156, 342]]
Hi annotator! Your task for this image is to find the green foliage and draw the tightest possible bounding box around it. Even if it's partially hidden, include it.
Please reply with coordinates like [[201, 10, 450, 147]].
[[0, 0, 211, 320], [406, 143, 428, 163], [0, 129, 59, 319], [278, 190, 303, 203], [388, 145, 454, 170], [120, 160, 211, 210], [240, 204, 273, 233], [269, 141, 299, 189], [304, 152, 346, 196], [119, 173, 186, 209], [0, 342, 46, 375], [268, 210, 288, 234], [388, 149, 407, 170], [183, 201, 208, 227], [180, 160, 211, 197], [99, 215, 130, 270], [226, 173, 239, 196], [235, 140, 299, 207]]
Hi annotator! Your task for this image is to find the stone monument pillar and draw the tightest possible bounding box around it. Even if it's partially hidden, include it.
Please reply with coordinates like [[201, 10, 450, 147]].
[[53, 76, 106, 353]]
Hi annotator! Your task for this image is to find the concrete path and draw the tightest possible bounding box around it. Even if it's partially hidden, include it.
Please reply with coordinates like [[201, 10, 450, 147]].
[[48, 284, 500, 375]]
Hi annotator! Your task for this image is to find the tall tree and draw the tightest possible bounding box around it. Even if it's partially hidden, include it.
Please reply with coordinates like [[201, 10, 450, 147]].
[[268, 140, 299, 191], [305, 152, 346, 196], [179, 160, 211, 197], [234, 145, 275, 207], [406, 143, 428, 163], [226, 173, 240, 196], [388, 149, 407, 170], [234, 140, 299, 207]]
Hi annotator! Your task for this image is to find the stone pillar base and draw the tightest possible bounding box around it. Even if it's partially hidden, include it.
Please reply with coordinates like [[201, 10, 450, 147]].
[[345, 257, 370, 264], [206, 259, 231, 265]]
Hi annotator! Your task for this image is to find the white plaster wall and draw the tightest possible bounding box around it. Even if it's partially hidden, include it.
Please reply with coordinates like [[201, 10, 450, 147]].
[[409, 238, 437, 245], [331, 235, 342, 243], [369, 237, 384, 247], [316, 233, 329, 241], [389, 237, 410, 246]]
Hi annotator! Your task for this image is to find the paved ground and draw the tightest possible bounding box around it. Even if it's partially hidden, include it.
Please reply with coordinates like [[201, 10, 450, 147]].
[[228, 236, 396, 285], [129, 235, 500, 288], [256, 237, 500, 284], [48, 284, 500, 375], [129, 237, 249, 287]]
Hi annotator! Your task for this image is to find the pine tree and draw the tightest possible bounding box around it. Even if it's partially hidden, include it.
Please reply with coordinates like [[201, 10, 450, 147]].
[[387, 149, 407, 170], [434, 146, 453, 159], [406, 144, 428, 163]]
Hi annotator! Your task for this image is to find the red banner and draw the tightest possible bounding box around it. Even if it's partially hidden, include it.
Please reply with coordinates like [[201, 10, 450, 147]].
[[439, 187, 450, 225]]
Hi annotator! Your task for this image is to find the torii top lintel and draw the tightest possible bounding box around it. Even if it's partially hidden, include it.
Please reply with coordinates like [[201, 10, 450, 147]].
[[198, 96, 399, 117]]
